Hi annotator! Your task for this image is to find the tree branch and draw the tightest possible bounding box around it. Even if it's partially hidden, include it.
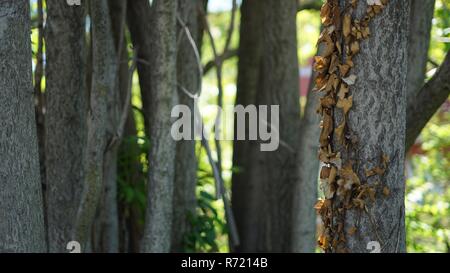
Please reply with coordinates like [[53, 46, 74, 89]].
[[406, 51, 450, 150], [203, 48, 238, 75]]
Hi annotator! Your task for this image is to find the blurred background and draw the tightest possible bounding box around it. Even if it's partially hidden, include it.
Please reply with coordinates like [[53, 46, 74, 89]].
[[29, 0, 449, 252]]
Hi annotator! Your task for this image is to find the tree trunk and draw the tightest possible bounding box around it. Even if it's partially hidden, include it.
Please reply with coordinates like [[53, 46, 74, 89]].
[[171, 0, 200, 253], [231, 0, 264, 253], [127, 0, 153, 138], [92, 0, 128, 253], [330, 0, 410, 253], [74, 0, 117, 252], [406, 0, 435, 101], [141, 0, 177, 253], [45, 0, 87, 253], [232, 0, 300, 252], [291, 71, 321, 253], [0, 0, 46, 252]]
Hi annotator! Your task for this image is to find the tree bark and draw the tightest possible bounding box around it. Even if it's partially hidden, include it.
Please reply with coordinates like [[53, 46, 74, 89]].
[[74, 0, 117, 252], [171, 0, 200, 253], [232, 0, 300, 252], [45, 0, 87, 253], [406, 0, 435, 102], [127, 0, 153, 138], [92, 0, 128, 253], [0, 0, 46, 252], [291, 71, 321, 253], [231, 0, 264, 253], [141, 0, 178, 253], [336, 0, 410, 253]]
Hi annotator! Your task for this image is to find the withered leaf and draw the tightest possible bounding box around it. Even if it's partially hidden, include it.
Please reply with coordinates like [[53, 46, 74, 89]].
[[338, 83, 349, 99], [342, 74, 357, 85], [367, 0, 383, 6], [383, 186, 390, 196], [320, 166, 331, 180], [320, 95, 336, 108], [339, 64, 351, 77], [314, 73, 328, 91], [348, 226, 357, 236], [328, 166, 337, 184], [335, 121, 346, 144], [351, 41, 360, 54], [337, 96, 353, 115], [314, 56, 329, 73], [320, 2, 332, 26], [343, 14, 351, 37], [319, 112, 333, 146]]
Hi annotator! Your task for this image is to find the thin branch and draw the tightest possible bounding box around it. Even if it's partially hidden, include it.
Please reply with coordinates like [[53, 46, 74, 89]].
[[406, 51, 450, 150], [203, 48, 238, 75], [176, 14, 203, 96]]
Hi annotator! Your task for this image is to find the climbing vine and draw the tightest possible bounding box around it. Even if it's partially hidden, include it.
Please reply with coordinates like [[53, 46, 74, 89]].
[[314, 0, 392, 253]]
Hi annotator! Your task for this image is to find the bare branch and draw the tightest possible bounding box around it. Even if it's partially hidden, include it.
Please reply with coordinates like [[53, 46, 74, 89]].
[[203, 48, 238, 75], [406, 51, 450, 150]]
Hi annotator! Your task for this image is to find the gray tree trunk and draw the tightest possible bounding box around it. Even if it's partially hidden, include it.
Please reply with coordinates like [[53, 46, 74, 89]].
[[127, 0, 153, 138], [291, 72, 321, 253], [406, 0, 435, 102], [74, 0, 117, 252], [92, 0, 127, 253], [141, 0, 177, 253], [232, 0, 300, 252], [0, 0, 46, 253], [45, 0, 87, 253], [335, 0, 410, 253], [171, 0, 200, 253], [231, 0, 264, 253]]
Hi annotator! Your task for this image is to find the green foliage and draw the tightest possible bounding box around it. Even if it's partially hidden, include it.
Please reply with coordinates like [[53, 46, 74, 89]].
[[117, 134, 150, 227], [406, 108, 450, 253], [183, 145, 227, 253]]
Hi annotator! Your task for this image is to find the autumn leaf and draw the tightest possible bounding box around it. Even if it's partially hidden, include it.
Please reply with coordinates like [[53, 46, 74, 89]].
[[337, 83, 349, 99], [314, 56, 329, 73], [367, 0, 382, 6], [342, 74, 357, 85], [337, 96, 353, 115], [328, 166, 337, 183], [348, 226, 357, 236], [319, 111, 333, 146], [335, 121, 346, 144], [383, 186, 390, 196], [351, 40, 360, 54], [343, 14, 351, 37]]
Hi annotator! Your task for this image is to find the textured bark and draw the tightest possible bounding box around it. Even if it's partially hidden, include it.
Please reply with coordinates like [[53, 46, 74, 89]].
[[74, 0, 117, 251], [92, 0, 127, 253], [406, 51, 450, 150], [337, 0, 410, 253], [45, 0, 87, 253], [127, 0, 153, 137], [0, 0, 46, 252], [231, 0, 264, 253], [291, 72, 321, 253], [141, 0, 178, 253], [171, 0, 200, 253], [406, 0, 435, 102], [232, 0, 300, 252]]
